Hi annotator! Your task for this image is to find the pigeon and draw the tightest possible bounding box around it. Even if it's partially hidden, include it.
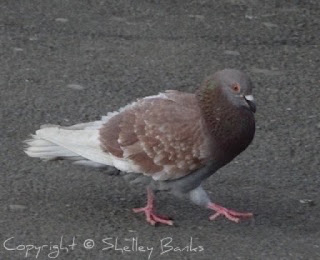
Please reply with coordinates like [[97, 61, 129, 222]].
[[24, 69, 256, 226]]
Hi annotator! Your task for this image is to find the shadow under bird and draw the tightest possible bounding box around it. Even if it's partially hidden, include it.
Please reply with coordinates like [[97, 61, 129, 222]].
[[24, 69, 256, 226]]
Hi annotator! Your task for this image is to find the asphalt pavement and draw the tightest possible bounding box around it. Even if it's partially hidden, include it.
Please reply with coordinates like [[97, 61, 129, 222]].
[[0, 0, 320, 259]]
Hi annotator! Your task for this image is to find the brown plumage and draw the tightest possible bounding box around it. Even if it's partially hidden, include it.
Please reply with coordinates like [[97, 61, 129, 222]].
[[100, 91, 211, 180], [24, 68, 257, 226]]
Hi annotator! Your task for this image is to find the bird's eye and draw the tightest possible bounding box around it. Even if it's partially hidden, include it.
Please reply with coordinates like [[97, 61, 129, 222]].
[[231, 83, 241, 93]]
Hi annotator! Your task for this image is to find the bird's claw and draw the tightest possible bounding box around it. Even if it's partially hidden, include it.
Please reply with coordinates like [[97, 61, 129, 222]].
[[208, 203, 253, 223], [133, 206, 173, 226], [133, 188, 173, 225]]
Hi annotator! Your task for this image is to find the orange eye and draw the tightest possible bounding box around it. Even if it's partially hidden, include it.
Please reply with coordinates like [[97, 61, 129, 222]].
[[231, 83, 241, 92]]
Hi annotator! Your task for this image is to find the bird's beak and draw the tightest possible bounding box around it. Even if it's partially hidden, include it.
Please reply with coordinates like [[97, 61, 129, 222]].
[[244, 95, 256, 113]]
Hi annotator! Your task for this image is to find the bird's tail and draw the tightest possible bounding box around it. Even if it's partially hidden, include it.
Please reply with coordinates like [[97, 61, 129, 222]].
[[24, 127, 80, 161], [24, 122, 112, 167]]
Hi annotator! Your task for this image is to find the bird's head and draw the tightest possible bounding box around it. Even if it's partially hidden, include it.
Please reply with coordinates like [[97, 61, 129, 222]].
[[202, 69, 256, 113]]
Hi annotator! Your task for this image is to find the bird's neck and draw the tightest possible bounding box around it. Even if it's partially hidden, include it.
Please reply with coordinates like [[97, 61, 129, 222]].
[[196, 87, 255, 163]]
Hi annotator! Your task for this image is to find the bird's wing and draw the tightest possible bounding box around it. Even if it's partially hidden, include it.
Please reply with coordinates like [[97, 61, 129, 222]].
[[100, 90, 212, 180]]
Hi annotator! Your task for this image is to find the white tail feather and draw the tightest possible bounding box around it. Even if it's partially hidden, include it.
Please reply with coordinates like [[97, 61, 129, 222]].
[[24, 136, 78, 160], [24, 120, 113, 167]]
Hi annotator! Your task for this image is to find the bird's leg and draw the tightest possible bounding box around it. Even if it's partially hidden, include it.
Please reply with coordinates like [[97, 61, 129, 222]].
[[132, 187, 173, 226], [189, 186, 253, 223]]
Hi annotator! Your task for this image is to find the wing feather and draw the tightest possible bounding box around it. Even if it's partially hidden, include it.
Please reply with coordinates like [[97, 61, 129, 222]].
[[100, 91, 211, 180]]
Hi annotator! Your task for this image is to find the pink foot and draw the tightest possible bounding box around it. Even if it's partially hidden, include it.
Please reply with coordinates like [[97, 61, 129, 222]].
[[133, 188, 173, 226], [207, 203, 253, 223]]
